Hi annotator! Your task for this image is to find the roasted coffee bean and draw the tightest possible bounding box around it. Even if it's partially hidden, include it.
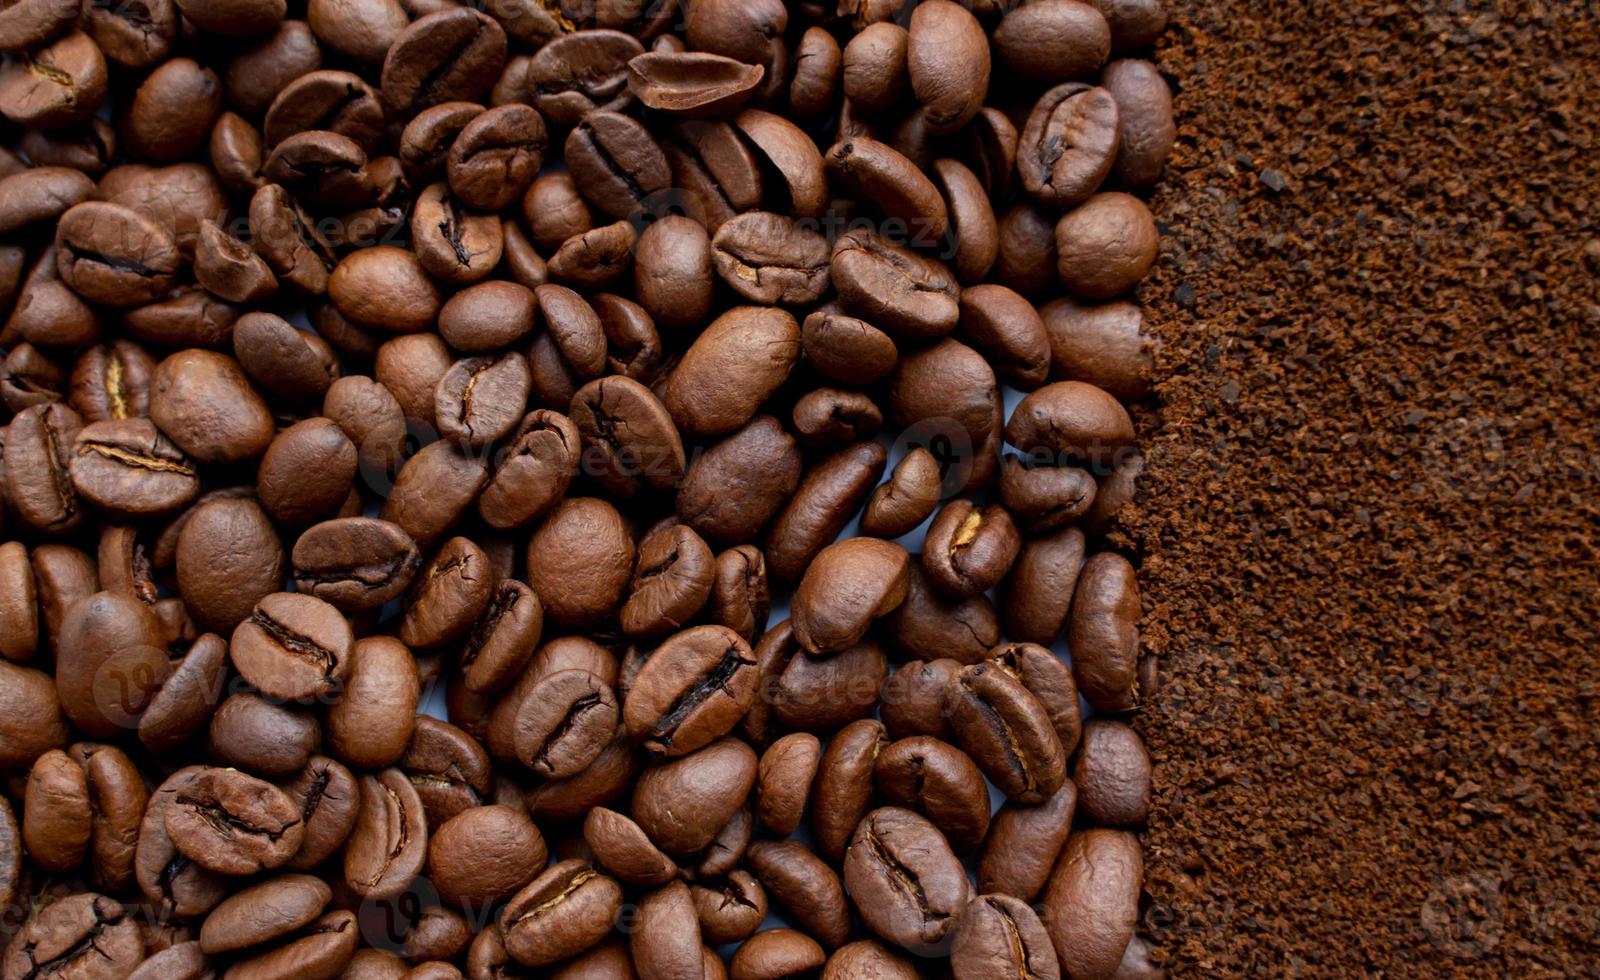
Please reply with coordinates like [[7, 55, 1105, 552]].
[[841, 22, 907, 114], [584, 807, 677, 886], [995, 0, 1111, 82], [771, 637, 888, 732], [677, 415, 802, 547], [791, 388, 883, 448], [880, 659, 960, 740], [1068, 551, 1141, 712], [5, 402, 84, 533], [138, 633, 228, 752], [1019, 84, 1120, 209], [434, 352, 532, 449], [522, 173, 594, 253], [1090, 0, 1167, 52], [691, 871, 767, 945], [698, 804, 755, 880], [479, 410, 578, 531], [1040, 830, 1142, 979], [1072, 719, 1151, 826], [1003, 525, 1087, 648], [437, 280, 536, 354], [401, 537, 493, 650], [447, 103, 546, 211], [53, 201, 179, 309], [950, 893, 1062, 980], [827, 136, 949, 242], [0, 0, 80, 53], [502, 668, 619, 778], [174, 496, 285, 632], [710, 544, 769, 643], [632, 736, 756, 855], [0, 659, 68, 769], [248, 184, 337, 296], [326, 636, 420, 768], [666, 118, 764, 231], [150, 350, 276, 465], [526, 497, 633, 630], [383, 439, 492, 548], [735, 109, 828, 218], [427, 804, 545, 910], [907, 0, 989, 133], [165, 767, 305, 875], [0, 343, 64, 413], [207, 691, 321, 777], [1102, 58, 1174, 189], [193, 221, 276, 304], [55, 590, 169, 737], [565, 111, 670, 220], [230, 592, 352, 702], [67, 342, 151, 423], [860, 448, 941, 539], [947, 662, 1067, 803], [999, 456, 1098, 533], [810, 719, 884, 863], [790, 27, 841, 119], [821, 940, 921, 979], [633, 881, 710, 979], [571, 376, 687, 500], [628, 51, 765, 118], [329, 245, 444, 333], [979, 781, 1077, 903], [922, 500, 1021, 598], [0, 543, 38, 664], [29, 543, 97, 653], [262, 130, 370, 212], [256, 419, 358, 527], [412, 182, 504, 286], [375, 335, 452, 427], [1, 892, 144, 979], [766, 441, 887, 582], [843, 807, 971, 954], [1055, 192, 1159, 299], [0, 32, 108, 128], [501, 859, 623, 967], [0, 167, 94, 235], [67, 418, 196, 518], [755, 733, 820, 837], [800, 311, 898, 386], [400, 717, 493, 826], [525, 31, 643, 126], [888, 337, 1001, 493], [1006, 380, 1136, 469], [199, 874, 330, 955], [344, 768, 428, 900], [831, 228, 960, 340], [663, 305, 800, 437], [6, 249, 103, 351], [745, 840, 851, 950], [293, 517, 422, 613], [791, 538, 910, 655], [711, 211, 831, 305], [619, 524, 714, 638], [874, 736, 990, 852], [1041, 297, 1155, 401], [405, 905, 473, 965], [731, 929, 827, 980], [278, 756, 360, 871], [624, 625, 758, 756], [381, 10, 507, 116]]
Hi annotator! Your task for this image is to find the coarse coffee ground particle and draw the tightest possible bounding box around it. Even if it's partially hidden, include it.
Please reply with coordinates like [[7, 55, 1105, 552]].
[[1119, 1, 1600, 974]]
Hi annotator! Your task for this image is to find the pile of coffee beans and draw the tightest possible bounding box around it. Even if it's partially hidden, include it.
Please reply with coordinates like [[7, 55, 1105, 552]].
[[0, 0, 1172, 973]]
